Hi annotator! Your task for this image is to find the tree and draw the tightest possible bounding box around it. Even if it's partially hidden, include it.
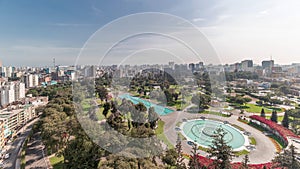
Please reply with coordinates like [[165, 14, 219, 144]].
[[96, 86, 108, 101], [162, 149, 177, 167], [148, 107, 159, 129], [131, 103, 147, 127], [164, 90, 173, 104], [135, 102, 147, 112], [270, 110, 278, 123], [282, 112, 289, 128], [63, 136, 102, 169], [191, 93, 211, 110], [287, 109, 300, 134], [102, 155, 162, 169], [256, 100, 263, 106], [188, 141, 201, 169], [241, 155, 249, 169], [260, 108, 266, 118], [175, 135, 186, 169], [208, 128, 234, 169], [272, 144, 300, 169], [103, 102, 111, 117]]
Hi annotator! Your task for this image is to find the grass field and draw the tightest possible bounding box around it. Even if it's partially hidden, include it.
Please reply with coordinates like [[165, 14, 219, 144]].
[[96, 107, 106, 121], [155, 120, 174, 149], [202, 111, 230, 117], [81, 99, 92, 112], [50, 156, 64, 169], [244, 103, 284, 113], [266, 115, 284, 122], [249, 137, 257, 145]]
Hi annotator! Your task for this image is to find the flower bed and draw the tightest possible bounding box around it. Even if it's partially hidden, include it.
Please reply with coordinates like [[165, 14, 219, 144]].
[[249, 115, 299, 146], [193, 155, 276, 169]]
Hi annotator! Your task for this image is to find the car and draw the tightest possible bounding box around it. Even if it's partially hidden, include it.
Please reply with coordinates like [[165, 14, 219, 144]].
[[187, 141, 195, 146], [4, 153, 9, 159]]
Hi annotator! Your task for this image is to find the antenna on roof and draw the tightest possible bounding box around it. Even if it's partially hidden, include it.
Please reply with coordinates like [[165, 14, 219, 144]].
[[270, 54, 272, 61]]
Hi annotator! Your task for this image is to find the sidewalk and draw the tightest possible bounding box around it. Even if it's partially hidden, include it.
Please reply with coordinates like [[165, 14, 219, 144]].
[[24, 132, 51, 169]]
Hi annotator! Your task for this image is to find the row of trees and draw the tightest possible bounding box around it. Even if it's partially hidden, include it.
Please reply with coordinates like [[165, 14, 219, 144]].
[[191, 93, 211, 111], [259, 107, 300, 134], [30, 83, 103, 168], [225, 71, 259, 81]]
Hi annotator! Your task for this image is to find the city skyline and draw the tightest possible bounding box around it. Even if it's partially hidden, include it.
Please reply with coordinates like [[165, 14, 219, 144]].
[[1, 0, 300, 66]]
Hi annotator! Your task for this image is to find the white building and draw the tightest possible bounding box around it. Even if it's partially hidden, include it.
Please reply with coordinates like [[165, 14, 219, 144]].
[[0, 83, 15, 107], [7, 84, 15, 104], [23, 74, 39, 88], [32, 74, 39, 87], [14, 82, 25, 100], [23, 74, 33, 88], [6, 67, 13, 78], [241, 60, 254, 72], [0, 89, 7, 107]]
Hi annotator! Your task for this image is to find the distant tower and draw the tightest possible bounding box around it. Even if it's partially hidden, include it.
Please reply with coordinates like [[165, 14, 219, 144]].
[[53, 58, 56, 68]]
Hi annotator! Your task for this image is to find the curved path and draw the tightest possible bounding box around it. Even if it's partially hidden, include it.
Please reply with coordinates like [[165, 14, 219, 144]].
[[160, 111, 277, 164]]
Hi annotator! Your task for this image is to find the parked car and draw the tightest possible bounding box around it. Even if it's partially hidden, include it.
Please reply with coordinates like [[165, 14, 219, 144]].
[[4, 153, 9, 159], [187, 141, 195, 146]]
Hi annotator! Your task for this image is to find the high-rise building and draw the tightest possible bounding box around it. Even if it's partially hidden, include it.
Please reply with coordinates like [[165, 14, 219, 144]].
[[0, 88, 7, 107], [6, 66, 13, 78], [0, 83, 15, 107], [32, 74, 39, 87], [7, 83, 15, 104], [84, 65, 96, 77], [23, 74, 33, 88], [262, 60, 274, 69], [14, 82, 25, 100], [241, 60, 254, 72], [168, 61, 175, 70], [262, 60, 275, 76]]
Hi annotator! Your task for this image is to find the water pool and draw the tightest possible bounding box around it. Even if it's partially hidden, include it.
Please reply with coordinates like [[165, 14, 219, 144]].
[[119, 94, 174, 116], [181, 119, 246, 150]]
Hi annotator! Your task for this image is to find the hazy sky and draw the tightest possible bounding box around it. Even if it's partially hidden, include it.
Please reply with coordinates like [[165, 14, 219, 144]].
[[1, 0, 300, 66]]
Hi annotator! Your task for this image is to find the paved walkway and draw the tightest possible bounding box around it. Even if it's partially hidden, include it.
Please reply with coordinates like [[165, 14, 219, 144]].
[[24, 132, 50, 169], [160, 110, 277, 164]]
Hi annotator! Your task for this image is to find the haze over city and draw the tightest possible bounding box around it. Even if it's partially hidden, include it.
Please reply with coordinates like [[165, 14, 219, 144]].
[[1, 0, 300, 66]]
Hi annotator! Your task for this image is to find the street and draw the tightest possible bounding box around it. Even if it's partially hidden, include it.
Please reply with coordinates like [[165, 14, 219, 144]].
[[3, 119, 39, 169]]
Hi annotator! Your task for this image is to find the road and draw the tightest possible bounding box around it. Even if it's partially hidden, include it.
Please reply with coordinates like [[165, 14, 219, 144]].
[[160, 110, 277, 164], [3, 119, 39, 169]]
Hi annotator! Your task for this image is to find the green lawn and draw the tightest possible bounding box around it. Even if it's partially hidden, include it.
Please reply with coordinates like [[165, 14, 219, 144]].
[[249, 137, 257, 145], [50, 156, 64, 169], [155, 120, 174, 149], [233, 149, 249, 156], [266, 115, 284, 122], [96, 107, 106, 121], [244, 103, 284, 113], [81, 99, 92, 112], [231, 124, 245, 131], [202, 111, 230, 117]]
